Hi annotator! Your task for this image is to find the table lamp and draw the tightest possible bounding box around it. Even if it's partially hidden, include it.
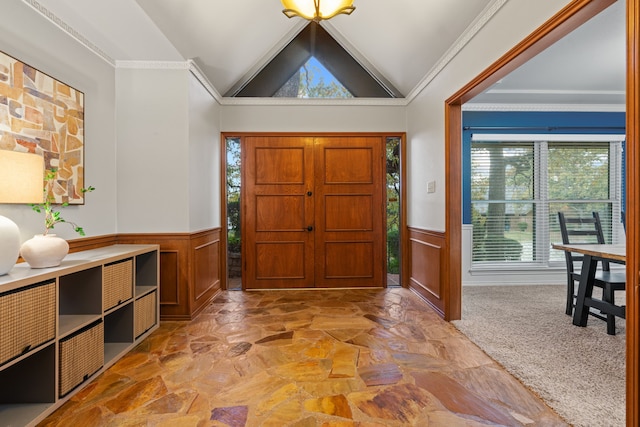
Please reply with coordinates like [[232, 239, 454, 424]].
[[0, 150, 45, 275]]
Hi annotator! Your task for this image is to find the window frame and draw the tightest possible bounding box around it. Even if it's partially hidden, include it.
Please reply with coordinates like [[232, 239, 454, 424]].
[[469, 133, 625, 271]]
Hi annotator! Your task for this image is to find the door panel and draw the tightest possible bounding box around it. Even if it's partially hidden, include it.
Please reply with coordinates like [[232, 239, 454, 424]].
[[255, 242, 306, 279], [324, 241, 374, 278], [244, 135, 384, 289], [325, 195, 373, 231], [255, 147, 306, 184], [323, 147, 374, 184], [255, 195, 305, 230], [244, 136, 314, 289], [315, 136, 385, 287]]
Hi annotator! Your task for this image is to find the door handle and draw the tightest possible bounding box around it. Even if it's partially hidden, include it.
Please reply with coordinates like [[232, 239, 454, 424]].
[[307, 191, 313, 196], [307, 226, 314, 231]]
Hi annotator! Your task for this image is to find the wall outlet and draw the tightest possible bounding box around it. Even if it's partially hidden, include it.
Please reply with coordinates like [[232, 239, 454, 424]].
[[427, 180, 436, 193]]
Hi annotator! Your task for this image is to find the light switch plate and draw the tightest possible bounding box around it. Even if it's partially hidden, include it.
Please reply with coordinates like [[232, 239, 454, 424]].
[[427, 180, 436, 193]]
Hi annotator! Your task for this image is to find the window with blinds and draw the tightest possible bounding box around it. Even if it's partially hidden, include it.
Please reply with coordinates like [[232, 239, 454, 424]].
[[470, 134, 623, 268]]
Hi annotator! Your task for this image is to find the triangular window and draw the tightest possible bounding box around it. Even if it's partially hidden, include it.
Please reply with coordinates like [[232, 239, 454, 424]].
[[274, 56, 352, 98], [228, 22, 398, 98]]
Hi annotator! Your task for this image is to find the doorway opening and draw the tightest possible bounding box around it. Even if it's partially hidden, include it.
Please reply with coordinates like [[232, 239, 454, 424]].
[[223, 133, 405, 290]]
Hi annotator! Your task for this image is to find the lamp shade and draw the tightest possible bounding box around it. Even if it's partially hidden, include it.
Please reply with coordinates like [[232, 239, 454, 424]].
[[281, 0, 355, 21], [0, 150, 45, 203], [0, 150, 44, 275]]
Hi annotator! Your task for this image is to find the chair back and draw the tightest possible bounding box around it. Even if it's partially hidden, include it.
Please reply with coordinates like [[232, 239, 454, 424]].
[[557, 211, 609, 272]]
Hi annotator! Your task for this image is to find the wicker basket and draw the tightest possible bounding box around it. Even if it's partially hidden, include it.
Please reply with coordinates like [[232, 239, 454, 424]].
[[0, 281, 56, 367], [134, 292, 156, 338], [59, 320, 104, 397], [104, 259, 133, 311]]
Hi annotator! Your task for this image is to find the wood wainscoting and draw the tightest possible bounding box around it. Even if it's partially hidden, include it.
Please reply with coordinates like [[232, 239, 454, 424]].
[[117, 229, 221, 320], [68, 229, 222, 321], [407, 227, 446, 317]]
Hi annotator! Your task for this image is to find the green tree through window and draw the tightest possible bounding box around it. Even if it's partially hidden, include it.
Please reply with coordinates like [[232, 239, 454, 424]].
[[471, 137, 621, 266], [274, 57, 353, 98]]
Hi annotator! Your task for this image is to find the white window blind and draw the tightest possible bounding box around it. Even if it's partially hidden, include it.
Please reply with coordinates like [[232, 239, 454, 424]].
[[470, 134, 623, 268]]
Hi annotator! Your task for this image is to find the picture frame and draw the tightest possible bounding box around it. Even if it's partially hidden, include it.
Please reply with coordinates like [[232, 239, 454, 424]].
[[0, 50, 85, 204]]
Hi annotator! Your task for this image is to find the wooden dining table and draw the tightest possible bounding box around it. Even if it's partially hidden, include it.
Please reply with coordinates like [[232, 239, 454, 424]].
[[551, 243, 626, 329]]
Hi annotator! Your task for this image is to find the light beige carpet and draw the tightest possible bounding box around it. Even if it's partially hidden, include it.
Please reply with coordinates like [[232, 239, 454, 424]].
[[452, 285, 625, 427]]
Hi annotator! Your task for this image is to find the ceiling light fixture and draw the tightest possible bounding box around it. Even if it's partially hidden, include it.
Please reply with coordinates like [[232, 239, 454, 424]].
[[281, 0, 355, 21]]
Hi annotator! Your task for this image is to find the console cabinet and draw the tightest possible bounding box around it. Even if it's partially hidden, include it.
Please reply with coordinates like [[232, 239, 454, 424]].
[[0, 244, 159, 426]]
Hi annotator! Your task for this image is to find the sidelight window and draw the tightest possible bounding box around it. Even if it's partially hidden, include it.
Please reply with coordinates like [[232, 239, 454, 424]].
[[226, 137, 242, 289]]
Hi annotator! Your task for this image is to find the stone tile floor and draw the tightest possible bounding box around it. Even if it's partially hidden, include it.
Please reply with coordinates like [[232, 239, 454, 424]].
[[39, 288, 568, 426]]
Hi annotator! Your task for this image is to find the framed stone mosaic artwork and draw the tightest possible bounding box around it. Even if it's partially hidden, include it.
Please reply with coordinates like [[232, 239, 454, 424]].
[[0, 50, 85, 204]]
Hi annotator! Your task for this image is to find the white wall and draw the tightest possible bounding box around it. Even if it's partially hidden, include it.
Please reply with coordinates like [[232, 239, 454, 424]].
[[0, 1, 117, 242], [189, 73, 221, 230], [406, 0, 573, 231], [221, 103, 406, 132], [115, 67, 190, 233], [116, 67, 221, 233]]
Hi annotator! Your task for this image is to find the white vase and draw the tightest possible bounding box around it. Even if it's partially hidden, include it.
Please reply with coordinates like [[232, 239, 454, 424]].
[[20, 234, 70, 268], [0, 215, 20, 275]]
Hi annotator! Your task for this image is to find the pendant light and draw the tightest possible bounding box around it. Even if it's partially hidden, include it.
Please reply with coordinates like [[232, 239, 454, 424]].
[[281, 0, 355, 21]]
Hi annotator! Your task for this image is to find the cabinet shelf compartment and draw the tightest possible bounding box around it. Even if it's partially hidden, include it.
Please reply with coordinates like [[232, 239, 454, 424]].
[[59, 314, 102, 339], [59, 267, 102, 317], [135, 250, 158, 288], [136, 285, 156, 298], [104, 259, 133, 312], [0, 281, 56, 367], [135, 291, 157, 338], [59, 320, 104, 398], [104, 303, 134, 364], [0, 344, 55, 426]]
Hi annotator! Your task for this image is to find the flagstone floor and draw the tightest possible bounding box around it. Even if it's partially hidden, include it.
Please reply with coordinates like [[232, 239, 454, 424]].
[[39, 288, 568, 426]]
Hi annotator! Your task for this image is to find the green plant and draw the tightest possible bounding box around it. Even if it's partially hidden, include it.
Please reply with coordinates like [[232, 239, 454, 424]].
[[30, 168, 95, 236], [227, 234, 241, 253]]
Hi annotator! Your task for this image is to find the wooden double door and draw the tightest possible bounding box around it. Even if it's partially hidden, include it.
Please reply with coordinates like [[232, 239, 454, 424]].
[[243, 135, 385, 289]]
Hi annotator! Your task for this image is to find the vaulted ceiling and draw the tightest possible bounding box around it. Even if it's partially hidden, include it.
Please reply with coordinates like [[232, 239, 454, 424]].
[[29, 0, 625, 106]]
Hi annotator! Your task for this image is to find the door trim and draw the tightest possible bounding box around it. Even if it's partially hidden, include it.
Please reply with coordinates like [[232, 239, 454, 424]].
[[444, 0, 638, 423], [625, 0, 640, 423]]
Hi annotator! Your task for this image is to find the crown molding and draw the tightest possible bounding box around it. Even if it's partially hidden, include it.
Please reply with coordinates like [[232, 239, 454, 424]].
[[462, 103, 626, 112], [188, 60, 223, 103], [405, 0, 508, 103], [115, 60, 223, 104], [219, 97, 407, 107], [485, 89, 626, 96], [116, 61, 398, 106], [22, 0, 115, 66]]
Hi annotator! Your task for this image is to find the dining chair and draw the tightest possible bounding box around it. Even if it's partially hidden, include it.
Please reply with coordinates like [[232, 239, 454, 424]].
[[557, 211, 626, 334]]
